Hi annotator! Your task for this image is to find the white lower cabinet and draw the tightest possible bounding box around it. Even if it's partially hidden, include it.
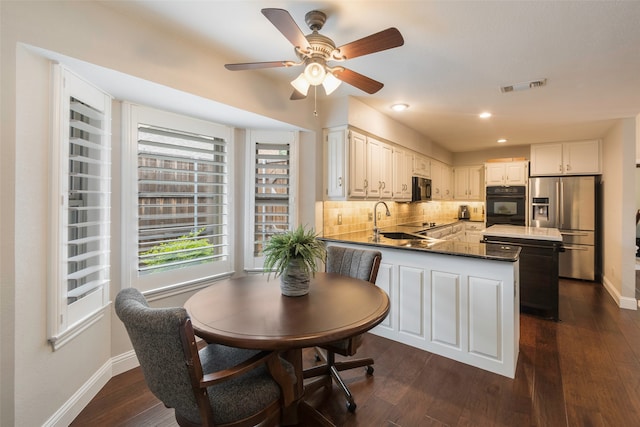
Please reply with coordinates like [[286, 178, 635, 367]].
[[326, 242, 519, 378]]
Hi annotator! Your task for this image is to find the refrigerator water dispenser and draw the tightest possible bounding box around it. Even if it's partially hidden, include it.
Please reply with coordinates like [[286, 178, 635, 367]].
[[531, 197, 549, 221]]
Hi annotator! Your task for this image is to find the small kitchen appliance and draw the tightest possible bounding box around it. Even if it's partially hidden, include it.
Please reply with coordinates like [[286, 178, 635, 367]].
[[458, 205, 470, 220]]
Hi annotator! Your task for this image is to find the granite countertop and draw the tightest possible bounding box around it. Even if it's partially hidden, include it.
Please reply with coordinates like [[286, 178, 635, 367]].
[[320, 229, 520, 262], [482, 225, 563, 242]]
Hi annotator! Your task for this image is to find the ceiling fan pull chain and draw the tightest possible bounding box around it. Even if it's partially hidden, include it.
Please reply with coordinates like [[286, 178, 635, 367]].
[[313, 85, 318, 117]]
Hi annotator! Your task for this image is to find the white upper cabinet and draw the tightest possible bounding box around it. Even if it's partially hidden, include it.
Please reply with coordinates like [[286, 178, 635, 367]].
[[392, 148, 413, 201], [324, 128, 396, 200], [453, 165, 484, 200], [530, 140, 601, 176], [431, 161, 452, 200], [349, 130, 369, 198], [413, 155, 431, 178], [485, 161, 529, 186], [324, 129, 348, 199], [367, 137, 393, 199]]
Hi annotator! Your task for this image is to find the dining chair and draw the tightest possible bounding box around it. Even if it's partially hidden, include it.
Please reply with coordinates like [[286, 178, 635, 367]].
[[303, 245, 382, 412], [115, 288, 295, 427]]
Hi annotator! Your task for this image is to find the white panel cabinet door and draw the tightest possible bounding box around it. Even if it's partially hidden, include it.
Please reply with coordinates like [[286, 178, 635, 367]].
[[324, 129, 347, 199], [379, 142, 394, 198], [375, 262, 395, 332], [348, 130, 368, 197], [563, 140, 601, 175], [392, 148, 412, 201], [413, 155, 431, 178], [485, 163, 506, 186], [468, 276, 501, 360], [430, 271, 461, 349], [530, 143, 564, 175], [366, 137, 382, 198], [398, 266, 425, 339]]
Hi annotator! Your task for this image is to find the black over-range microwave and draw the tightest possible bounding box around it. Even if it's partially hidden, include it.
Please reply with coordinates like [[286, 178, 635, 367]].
[[411, 176, 432, 202]]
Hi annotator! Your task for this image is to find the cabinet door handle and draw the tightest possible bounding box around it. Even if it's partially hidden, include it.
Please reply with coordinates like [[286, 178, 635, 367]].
[[338, 177, 342, 187], [566, 164, 571, 171], [558, 164, 562, 172], [364, 179, 368, 189]]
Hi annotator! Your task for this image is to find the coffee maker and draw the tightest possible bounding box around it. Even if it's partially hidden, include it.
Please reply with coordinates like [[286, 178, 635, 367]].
[[458, 205, 470, 220]]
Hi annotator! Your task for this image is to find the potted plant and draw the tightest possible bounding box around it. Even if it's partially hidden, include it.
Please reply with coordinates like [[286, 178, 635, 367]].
[[263, 225, 326, 296]]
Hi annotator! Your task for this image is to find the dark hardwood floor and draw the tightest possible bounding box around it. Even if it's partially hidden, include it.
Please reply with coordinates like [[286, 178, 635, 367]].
[[72, 278, 640, 426]]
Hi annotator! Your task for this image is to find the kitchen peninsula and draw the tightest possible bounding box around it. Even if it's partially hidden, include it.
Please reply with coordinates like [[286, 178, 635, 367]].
[[321, 225, 521, 378]]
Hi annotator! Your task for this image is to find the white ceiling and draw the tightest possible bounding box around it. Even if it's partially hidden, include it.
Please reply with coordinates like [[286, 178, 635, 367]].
[[114, 1, 640, 153]]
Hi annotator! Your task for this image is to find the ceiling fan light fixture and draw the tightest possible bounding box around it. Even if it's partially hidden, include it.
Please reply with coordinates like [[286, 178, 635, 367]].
[[291, 73, 310, 96], [322, 72, 342, 95], [303, 62, 326, 86]]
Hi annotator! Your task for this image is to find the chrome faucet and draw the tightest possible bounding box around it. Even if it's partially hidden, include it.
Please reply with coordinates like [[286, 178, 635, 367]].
[[373, 201, 391, 240]]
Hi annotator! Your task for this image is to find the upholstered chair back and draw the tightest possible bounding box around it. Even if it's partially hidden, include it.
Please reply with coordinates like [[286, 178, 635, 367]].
[[325, 246, 382, 284], [115, 288, 202, 421]]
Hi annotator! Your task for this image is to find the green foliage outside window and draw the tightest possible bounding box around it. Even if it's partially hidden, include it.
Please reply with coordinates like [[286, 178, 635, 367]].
[[140, 228, 213, 267]]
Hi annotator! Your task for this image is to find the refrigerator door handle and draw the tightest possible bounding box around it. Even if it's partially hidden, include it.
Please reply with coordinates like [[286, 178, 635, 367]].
[[562, 244, 590, 251], [555, 180, 561, 228], [559, 180, 564, 228]]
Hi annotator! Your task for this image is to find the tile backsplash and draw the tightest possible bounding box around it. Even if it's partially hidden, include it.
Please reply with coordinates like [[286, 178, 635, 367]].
[[322, 200, 485, 236]]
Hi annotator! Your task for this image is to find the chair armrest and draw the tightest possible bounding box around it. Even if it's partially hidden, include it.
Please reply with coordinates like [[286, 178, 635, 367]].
[[199, 350, 275, 387], [266, 353, 295, 407]]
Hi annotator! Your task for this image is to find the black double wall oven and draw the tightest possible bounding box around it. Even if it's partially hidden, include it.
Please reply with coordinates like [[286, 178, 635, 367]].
[[485, 186, 526, 227]]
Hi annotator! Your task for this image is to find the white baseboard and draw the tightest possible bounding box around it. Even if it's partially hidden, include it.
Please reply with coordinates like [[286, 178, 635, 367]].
[[112, 349, 139, 376], [602, 275, 638, 310], [43, 351, 140, 427]]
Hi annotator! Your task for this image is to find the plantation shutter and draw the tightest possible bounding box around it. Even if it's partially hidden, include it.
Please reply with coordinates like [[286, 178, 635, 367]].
[[253, 142, 291, 256], [66, 98, 111, 301], [49, 65, 112, 350], [137, 125, 228, 275]]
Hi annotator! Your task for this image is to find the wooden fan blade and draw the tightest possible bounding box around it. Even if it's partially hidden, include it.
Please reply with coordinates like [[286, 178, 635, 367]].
[[225, 61, 290, 71], [262, 8, 311, 50], [333, 68, 384, 94], [336, 28, 404, 60], [290, 90, 307, 100]]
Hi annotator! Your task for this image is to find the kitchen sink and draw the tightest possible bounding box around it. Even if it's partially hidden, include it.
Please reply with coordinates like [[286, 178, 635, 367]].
[[380, 232, 423, 240]]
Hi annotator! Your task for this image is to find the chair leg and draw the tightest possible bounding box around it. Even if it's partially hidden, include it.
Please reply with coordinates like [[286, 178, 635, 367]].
[[304, 349, 376, 413], [332, 357, 374, 373], [329, 364, 357, 412]]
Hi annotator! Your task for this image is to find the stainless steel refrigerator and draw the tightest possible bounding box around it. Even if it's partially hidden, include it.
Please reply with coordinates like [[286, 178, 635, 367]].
[[529, 175, 601, 281]]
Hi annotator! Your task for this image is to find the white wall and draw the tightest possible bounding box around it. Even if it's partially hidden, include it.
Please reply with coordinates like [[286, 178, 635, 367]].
[[0, 1, 322, 425], [602, 118, 637, 309]]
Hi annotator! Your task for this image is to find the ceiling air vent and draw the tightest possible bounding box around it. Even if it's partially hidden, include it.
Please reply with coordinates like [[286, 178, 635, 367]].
[[500, 78, 547, 93]]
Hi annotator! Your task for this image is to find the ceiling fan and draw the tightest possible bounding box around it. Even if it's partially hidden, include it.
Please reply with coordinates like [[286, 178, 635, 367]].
[[225, 8, 404, 100]]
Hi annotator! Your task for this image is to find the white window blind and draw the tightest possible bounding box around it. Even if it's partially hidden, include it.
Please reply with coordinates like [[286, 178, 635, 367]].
[[67, 98, 111, 300], [137, 125, 228, 274], [244, 131, 297, 271], [49, 65, 112, 350], [253, 143, 292, 256], [122, 104, 232, 294]]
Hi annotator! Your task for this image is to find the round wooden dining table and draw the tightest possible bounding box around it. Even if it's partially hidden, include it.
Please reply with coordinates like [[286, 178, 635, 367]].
[[184, 272, 390, 426]]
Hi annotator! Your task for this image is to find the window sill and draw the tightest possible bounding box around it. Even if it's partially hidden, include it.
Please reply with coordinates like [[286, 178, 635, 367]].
[[48, 303, 110, 351]]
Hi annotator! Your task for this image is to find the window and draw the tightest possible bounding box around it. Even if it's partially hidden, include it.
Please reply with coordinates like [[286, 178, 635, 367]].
[[48, 65, 112, 350], [123, 105, 232, 294], [244, 131, 297, 271]]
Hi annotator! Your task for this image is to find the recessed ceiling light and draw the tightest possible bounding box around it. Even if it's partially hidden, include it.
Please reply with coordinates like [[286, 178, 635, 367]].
[[391, 103, 409, 112], [479, 112, 492, 119], [497, 139, 507, 143]]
